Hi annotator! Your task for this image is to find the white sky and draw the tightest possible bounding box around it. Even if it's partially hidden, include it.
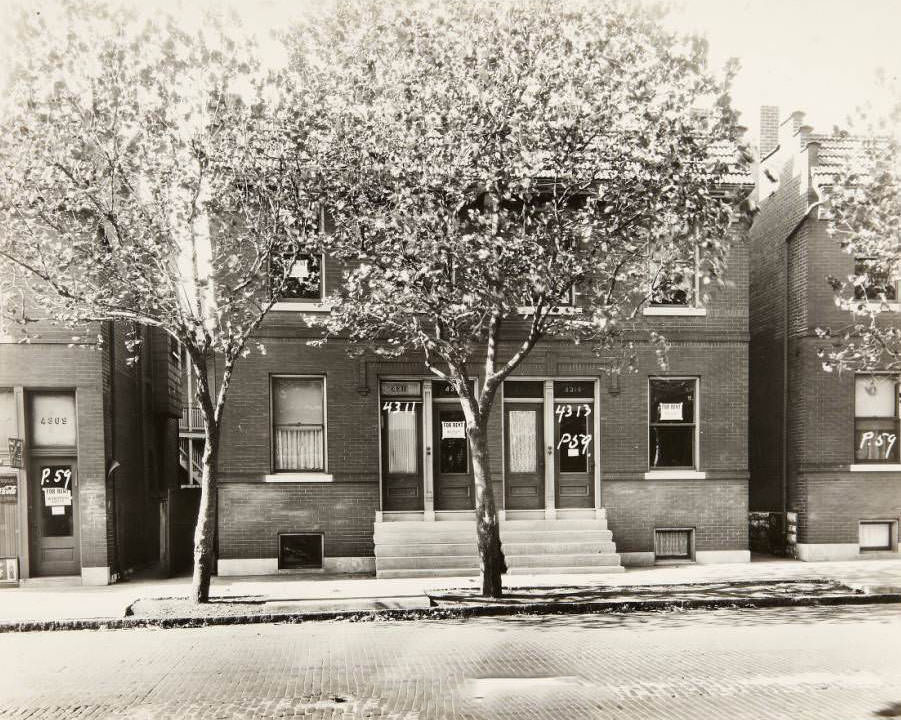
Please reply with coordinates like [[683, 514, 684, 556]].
[[3, 0, 900, 144]]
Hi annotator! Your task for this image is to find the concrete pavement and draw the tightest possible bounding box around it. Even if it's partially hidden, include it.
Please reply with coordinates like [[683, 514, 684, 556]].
[[4, 555, 901, 624], [1, 603, 900, 719]]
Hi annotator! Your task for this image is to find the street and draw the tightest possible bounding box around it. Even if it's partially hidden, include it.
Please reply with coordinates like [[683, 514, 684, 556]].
[[2, 604, 901, 719]]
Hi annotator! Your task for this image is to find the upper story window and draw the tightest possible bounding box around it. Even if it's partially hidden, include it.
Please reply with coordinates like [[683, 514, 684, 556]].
[[853, 258, 899, 303], [271, 376, 326, 472], [648, 246, 699, 307], [854, 375, 899, 463], [649, 378, 697, 469], [281, 254, 323, 302]]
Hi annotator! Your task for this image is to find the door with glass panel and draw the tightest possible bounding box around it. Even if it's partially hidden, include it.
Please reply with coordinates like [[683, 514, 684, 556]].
[[381, 400, 423, 511], [29, 458, 79, 576], [433, 406, 473, 511], [504, 403, 545, 510], [552, 381, 595, 508]]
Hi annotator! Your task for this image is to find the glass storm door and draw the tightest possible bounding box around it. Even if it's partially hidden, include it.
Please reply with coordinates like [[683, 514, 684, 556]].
[[504, 403, 545, 510], [554, 401, 595, 508], [434, 406, 474, 511], [30, 458, 80, 576], [381, 401, 423, 511]]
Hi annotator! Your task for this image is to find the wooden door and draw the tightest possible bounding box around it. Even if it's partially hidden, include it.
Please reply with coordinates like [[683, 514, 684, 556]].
[[381, 402, 423, 511], [504, 403, 545, 510], [433, 406, 474, 511], [29, 458, 80, 576], [554, 402, 594, 508]]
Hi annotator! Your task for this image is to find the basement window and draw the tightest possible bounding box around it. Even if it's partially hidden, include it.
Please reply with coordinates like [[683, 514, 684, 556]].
[[278, 533, 324, 570], [655, 528, 694, 560], [859, 522, 894, 551]]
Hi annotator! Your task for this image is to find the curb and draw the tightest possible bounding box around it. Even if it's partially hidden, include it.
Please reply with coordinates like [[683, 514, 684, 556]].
[[2, 591, 900, 634]]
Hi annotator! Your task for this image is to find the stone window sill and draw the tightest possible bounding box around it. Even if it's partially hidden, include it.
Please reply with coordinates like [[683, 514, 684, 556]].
[[643, 306, 707, 317], [516, 306, 583, 316], [644, 470, 706, 480], [264, 472, 334, 483], [849, 464, 901, 472]]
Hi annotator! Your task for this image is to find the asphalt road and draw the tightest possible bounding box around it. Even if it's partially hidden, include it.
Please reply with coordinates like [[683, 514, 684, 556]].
[[2, 604, 901, 719]]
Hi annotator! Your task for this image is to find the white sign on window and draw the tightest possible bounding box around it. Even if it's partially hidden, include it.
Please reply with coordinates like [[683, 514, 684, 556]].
[[442, 421, 466, 439], [659, 402, 683, 421]]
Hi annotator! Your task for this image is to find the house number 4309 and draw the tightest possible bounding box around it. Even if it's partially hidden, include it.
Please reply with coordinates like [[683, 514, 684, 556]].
[[40, 417, 68, 425]]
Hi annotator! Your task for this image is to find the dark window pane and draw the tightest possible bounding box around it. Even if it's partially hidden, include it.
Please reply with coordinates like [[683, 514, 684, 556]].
[[649, 426, 694, 467], [651, 273, 690, 305], [855, 419, 899, 462], [504, 381, 544, 399], [649, 380, 695, 423], [438, 410, 468, 474], [557, 411, 590, 473], [854, 259, 897, 301], [278, 534, 323, 569], [281, 255, 322, 300]]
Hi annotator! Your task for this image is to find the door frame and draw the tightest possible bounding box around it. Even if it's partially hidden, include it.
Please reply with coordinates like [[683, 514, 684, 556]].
[[28, 452, 80, 577], [552, 397, 595, 508], [502, 400, 546, 510]]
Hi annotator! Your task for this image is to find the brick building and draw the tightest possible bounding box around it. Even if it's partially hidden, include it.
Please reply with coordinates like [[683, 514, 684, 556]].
[[750, 106, 901, 560], [212, 181, 753, 577], [0, 316, 187, 585]]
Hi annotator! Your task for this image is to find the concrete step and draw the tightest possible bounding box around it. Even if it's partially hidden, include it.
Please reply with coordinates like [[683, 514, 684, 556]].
[[377, 568, 479, 579], [374, 528, 613, 544], [375, 541, 618, 558], [506, 565, 625, 575], [376, 518, 610, 533], [505, 553, 622, 568], [376, 555, 483, 570]]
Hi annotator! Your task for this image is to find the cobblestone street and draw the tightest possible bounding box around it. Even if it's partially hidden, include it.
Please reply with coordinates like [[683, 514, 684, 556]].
[[3, 604, 901, 719]]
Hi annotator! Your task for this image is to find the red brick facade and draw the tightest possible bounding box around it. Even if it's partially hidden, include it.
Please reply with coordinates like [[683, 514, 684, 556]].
[[0, 320, 182, 584], [750, 108, 901, 559], [214, 229, 751, 571]]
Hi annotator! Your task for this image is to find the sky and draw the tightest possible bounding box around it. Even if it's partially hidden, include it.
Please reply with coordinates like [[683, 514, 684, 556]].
[[2, 0, 900, 144]]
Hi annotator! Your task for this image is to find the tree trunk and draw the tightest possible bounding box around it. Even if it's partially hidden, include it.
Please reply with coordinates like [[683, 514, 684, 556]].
[[191, 422, 220, 604], [467, 420, 506, 598]]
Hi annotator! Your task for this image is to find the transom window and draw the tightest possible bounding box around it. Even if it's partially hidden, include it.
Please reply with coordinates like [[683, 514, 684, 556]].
[[854, 375, 899, 463], [272, 377, 326, 472], [649, 378, 697, 469]]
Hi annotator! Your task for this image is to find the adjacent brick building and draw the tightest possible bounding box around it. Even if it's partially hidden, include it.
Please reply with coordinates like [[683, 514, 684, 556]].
[[750, 106, 901, 559], [0, 315, 186, 585], [212, 180, 753, 577]]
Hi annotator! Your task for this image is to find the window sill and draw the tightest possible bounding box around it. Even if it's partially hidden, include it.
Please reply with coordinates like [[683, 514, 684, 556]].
[[179, 484, 201, 489], [272, 301, 332, 313], [849, 464, 901, 472], [644, 470, 706, 480], [643, 306, 707, 317], [861, 302, 901, 312], [264, 472, 334, 483], [516, 306, 583, 316]]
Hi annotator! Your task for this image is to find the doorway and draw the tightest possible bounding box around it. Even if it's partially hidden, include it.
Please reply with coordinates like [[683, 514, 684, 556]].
[[433, 405, 473, 510], [29, 458, 80, 576], [381, 400, 423, 511], [504, 403, 545, 510]]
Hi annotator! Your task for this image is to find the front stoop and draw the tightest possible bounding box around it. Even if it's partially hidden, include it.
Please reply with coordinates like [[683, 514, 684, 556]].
[[373, 515, 624, 578]]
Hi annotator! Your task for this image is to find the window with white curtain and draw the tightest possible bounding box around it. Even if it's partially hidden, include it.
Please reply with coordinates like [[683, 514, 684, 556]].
[[272, 377, 326, 472], [387, 410, 418, 474]]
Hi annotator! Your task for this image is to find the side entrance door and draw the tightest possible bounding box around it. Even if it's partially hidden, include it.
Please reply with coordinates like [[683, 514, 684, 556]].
[[29, 458, 80, 576], [554, 401, 594, 508], [504, 403, 545, 510], [433, 406, 474, 511], [381, 401, 423, 511]]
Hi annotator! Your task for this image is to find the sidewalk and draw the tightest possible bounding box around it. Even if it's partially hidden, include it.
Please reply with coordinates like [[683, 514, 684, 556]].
[[3, 555, 901, 628]]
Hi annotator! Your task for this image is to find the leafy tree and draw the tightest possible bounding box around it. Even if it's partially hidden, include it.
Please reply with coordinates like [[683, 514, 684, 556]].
[[816, 93, 901, 373], [297, 0, 747, 596], [0, 3, 322, 601]]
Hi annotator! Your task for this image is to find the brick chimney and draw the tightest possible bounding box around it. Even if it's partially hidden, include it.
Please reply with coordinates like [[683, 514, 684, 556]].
[[759, 106, 779, 158]]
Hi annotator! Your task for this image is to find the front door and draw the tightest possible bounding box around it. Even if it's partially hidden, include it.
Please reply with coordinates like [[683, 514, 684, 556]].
[[504, 403, 545, 509], [29, 458, 80, 576], [381, 401, 423, 511], [434, 406, 473, 510], [554, 401, 594, 508]]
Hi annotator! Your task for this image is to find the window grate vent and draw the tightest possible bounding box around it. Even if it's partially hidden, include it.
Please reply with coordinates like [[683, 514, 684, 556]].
[[655, 528, 693, 560]]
